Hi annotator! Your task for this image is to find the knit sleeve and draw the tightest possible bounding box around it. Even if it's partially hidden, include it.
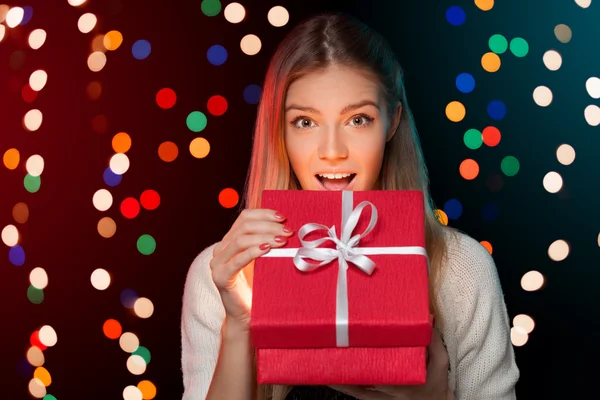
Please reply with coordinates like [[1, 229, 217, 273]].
[[181, 243, 226, 400], [441, 232, 520, 400]]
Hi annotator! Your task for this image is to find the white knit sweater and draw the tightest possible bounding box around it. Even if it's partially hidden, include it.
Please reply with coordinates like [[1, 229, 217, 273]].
[[181, 230, 520, 399]]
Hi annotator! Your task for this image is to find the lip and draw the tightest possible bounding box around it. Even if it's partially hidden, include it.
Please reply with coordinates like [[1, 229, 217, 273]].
[[314, 173, 357, 191]]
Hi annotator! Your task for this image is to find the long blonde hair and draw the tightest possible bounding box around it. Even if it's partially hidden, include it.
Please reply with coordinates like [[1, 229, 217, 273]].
[[240, 12, 455, 400]]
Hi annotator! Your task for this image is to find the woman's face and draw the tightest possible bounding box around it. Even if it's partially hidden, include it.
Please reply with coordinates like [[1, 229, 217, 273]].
[[284, 65, 400, 191]]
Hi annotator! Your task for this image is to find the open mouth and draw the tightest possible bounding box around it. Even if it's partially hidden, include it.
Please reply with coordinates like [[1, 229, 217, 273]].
[[315, 173, 357, 191]]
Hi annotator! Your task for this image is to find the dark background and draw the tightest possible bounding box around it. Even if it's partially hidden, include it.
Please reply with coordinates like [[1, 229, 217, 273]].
[[1, 0, 598, 398]]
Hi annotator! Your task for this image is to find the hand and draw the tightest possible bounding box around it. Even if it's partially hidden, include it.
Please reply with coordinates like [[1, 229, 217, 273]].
[[209, 208, 294, 331], [328, 327, 454, 400]]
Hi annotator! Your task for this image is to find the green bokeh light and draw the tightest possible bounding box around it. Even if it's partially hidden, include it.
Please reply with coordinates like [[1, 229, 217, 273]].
[[501, 156, 520, 176], [464, 129, 483, 149], [201, 0, 221, 17], [137, 234, 156, 255], [186, 111, 207, 132], [489, 34, 508, 54], [28, 285, 44, 304], [24, 174, 41, 193], [133, 345, 151, 364], [510, 37, 529, 57]]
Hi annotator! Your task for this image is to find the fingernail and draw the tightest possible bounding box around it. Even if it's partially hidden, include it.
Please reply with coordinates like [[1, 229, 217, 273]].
[[259, 243, 271, 251], [274, 236, 286, 243], [283, 225, 293, 233], [274, 212, 286, 220]]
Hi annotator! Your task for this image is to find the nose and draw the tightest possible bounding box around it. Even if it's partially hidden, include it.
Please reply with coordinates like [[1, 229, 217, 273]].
[[317, 126, 349, 160]]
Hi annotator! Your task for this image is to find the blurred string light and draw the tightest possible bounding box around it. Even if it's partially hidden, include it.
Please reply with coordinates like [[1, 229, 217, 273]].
[[548, 239, 570, 261], [543, 171, 563, 193], [68, 0, 87, 6], [475, 0, 495, 11], [224, 2, 245, 23], [521, 270, 544, 291], [6, 6, 24, 27], [575, 0, 592, 8], [543, 50, 562, 71], [91, 268, 111, 290], [268, 6, 289, 27], [29, 70, 48, 91], [240, 34, 261, 55], [533, 86, 553, 107], [557, 144, 575, 165], [78, 13, 97, 33]]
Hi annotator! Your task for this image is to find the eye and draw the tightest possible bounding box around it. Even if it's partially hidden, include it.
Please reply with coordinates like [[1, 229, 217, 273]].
[[348, 114, 375, 127], [290, 116, 317, 130]]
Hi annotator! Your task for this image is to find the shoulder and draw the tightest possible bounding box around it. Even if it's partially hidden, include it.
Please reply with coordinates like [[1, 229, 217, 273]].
[[441, 228, 500, 292]]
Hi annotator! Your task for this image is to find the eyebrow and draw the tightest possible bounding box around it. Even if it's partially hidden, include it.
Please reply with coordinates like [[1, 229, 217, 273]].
[[284, 99, 380, 115]]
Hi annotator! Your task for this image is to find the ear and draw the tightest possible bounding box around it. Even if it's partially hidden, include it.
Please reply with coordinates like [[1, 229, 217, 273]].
[[386, 102, 402, 143]]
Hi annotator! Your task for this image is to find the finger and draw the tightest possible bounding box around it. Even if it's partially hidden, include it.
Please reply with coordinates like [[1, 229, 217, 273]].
[[223, 208, 286, 245], [217, 212, 291, 256]]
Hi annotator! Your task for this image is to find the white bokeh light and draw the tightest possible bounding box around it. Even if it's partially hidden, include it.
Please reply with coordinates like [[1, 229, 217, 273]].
[[548, 239, 569, 261], [91, 268, 111, 290], [543, 171, 563, 193], [586, 77, 600, 98], [2, 224, 19, 247], [30, 267, 49, 290], [6, 7, 24, 28], [584, 105, 600, 126], [93, 189, 113, 211], [38, 325, 58, 347], [533, 86, 553, 107], [26, 155, 45, 176], [78, 13, 97, 33], [521, 270, 544, 291], [542, 50, 562, 71], [29, 29, 47, 50], [110, 153, 130, 175], [268, 6, 290, 27]]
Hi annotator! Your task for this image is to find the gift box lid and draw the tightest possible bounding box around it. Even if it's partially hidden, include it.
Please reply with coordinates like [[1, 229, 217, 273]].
[[250, 190, 432, 349]]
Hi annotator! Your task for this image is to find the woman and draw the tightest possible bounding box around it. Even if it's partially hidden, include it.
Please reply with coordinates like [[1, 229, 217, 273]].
[[181, 12, 519, 400]]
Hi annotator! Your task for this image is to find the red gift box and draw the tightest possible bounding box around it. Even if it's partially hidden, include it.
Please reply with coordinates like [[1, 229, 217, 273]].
[[250, 190, 432, 385]]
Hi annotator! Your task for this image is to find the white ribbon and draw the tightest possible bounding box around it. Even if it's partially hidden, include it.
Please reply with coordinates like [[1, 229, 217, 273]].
[[261, 191, 429, 347]]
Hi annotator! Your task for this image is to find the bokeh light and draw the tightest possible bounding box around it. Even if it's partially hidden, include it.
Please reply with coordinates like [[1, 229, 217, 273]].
[[445, 6, 466, 26], [224, 2, 245, 23], [110, 153, 130, 174], [30, 268, 48, 290], [543, 171, 563, 193], [511, 326, 528, 346], [134, 297, 154, 318], [113, 132, 132, 153], [88, 51, 107, 72], [3, 148, 19, 170], [38, 325, 57, 347], [78, 13, 97, 33], [584, 105, 600, 126], [186, 111, 207, 132], [6, 6, 24, 28], [26, 155, 45, 176], [586, 77, 600, 99], [207, 95, 228, 116], [455, 73, 475, 93], [207, 44, 227, 65], [475, 0, 495, 11], [556, 144, 575, 165], [480, 241, 493, 254], [501, 156, 519, 176], [434, 209, 449, 226], [488, 34, 508, 54], [9, 244, 25, 266], [28, 378, 46, 398], [29, 70, 48, 91], [513, 314, 535, 334], [533, 86, 553, 107], [268, 6, 289, 27], [463, 128, 482, 149], [2, 224, 19, 246], [33, 367, 51, 387], [24, 174, 41, 193], [121, 289, 139, 309], [0, 25, 5, 42], [509, 37, 529, 57], [104, 319, 122, 339], [87, 81, 102, 100], [243, 84, 262, 104], [156, 88, 177, 109], [543, 50, 562, 71], [132, 40, 152, 60], [98, 217, 117, 238], [443, 199, 463, 220], [554, 24, 572, 43], [240, 34, 262, 55], [27, 346, 45, 367], [482, 126, 501, 147], [548, 239, 569, 261], [138, 381, 157, 399], [575, 0, 592, 8], [104, 30, 123, 50], [121, 197, 141, 219], [459, 159, 479, 180], [91, 268, 111, 290], [120, 332, 140, 353], [487, 100, 506, 120], [24, 109, 43, 131], [140, 190, 160, 210], [189, 137, 210, 159], [219, 188, 239, 208], [124, 385, 143, 400], [201, 0, 222, 16], [481, 52, 501, 72], [137, 234, 156, 255], [93, 189, 113, 211], [158, 141, 179, 162], [445, 101, 466, 122], [68, 0, 87, 6], [13, 202, 30, 223], [127, 355, 147, 375]]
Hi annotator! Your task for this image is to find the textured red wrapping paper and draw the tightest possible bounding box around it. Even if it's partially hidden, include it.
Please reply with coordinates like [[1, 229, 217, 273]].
[[250, 190, 432, 385]]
